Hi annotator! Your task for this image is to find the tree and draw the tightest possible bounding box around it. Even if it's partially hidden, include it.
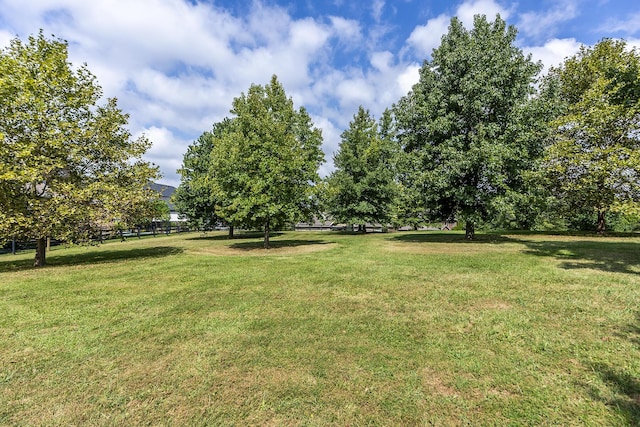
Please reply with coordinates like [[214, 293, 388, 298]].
[[174, 120, 233, 234], [324, 107, 397, 231], [394, 15, 541, 239], [209, 75, 324, 248], [0, 32, 159, 266], [542, 39, 640, 233]]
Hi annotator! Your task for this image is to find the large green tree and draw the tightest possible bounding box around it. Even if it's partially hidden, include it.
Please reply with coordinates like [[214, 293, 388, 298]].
[[209, 75, 324, 248], [542, 39, 640, 233], [325, 107, 397, 231], [174, 119, 233, 233], [0, 32, 159, 266], [394, 15, 541, 239]]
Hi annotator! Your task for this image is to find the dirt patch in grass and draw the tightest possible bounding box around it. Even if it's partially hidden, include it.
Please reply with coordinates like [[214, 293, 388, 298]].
[[383, 241, 516, 256], [422, 367, 458, 398], [470, 300, 513, 311]]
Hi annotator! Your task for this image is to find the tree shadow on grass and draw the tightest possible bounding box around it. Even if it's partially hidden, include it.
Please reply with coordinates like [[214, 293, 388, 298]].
[[519, 239, 640, 275], [585, 317, 640, 425], [186, 232, 283, 241], [389, 232, 640, 275], [591, 365, 640, 424], [0, 246, 183, 273], [228, 239, 331, 251], [617, 312, 640, 349], [389, 232, 514, 244]]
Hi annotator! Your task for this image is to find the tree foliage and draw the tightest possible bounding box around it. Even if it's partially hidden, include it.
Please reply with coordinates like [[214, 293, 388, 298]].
[[394, 15, 541, 239], [325, 107, 397, 231], [209, 75, 324, 248], [174, 120, 233, 231], [0, 32, 159, 266], [542, 39, 640, 233]]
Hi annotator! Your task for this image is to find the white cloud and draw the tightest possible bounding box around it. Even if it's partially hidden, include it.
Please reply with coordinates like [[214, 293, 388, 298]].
[[518, 1, 578, 40], [524, 38, 582, 75], [0, 29, 14, 48], [406, 0, 510, 59], [626, 38, 640, 50], [336, 77, 375, 110], [329, 16, 362, 43], [407, 14, 450, 58], [311, 115, 341, 177], [246, 1, 292, 46], [371, 0, 385, 23], [397, 64, 421, 95], [370, 51, 393, 72], [136, 126, 191, 187], [599, 12, 640, 35], [290, 18, 330, 51], [456, 0, 510, 28]]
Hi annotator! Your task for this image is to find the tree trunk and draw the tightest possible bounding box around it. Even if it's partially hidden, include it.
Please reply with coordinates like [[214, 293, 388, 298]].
[[465, 222, 475, 240], [362, 224, 367, 233], [34, 237, 46, 267], [596, 210, 607, 234], [228, 225, 234, 239], [264, 219, 270, 249]]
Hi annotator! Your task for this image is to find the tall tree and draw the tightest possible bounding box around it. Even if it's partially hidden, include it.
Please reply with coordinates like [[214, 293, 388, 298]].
[[394, 15, 541, 239], [174, 119, 233, 234], [542, 39, 640, 233], [0, 32, 159, 266], [209, 75, 324, 248], [325, 107, 397, 231]]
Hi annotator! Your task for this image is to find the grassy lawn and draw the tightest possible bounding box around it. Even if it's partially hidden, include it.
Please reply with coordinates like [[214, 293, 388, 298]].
[[1, 230, 639, 425]]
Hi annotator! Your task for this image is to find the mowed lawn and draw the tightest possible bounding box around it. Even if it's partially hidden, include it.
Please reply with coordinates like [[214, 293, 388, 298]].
[[1, 231, 639, 425]]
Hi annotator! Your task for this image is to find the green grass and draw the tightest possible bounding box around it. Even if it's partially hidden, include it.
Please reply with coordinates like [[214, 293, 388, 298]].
[[1, 231, 639, 425]]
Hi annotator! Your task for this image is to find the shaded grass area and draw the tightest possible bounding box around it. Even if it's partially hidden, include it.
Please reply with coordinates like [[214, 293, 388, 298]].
[[228, 239, 330, 251], [0, 246, 183, 273], [1, 231, 639, 425]]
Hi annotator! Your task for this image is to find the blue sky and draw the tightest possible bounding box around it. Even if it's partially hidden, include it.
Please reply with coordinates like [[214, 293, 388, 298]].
[[1, 0, 639, 187]]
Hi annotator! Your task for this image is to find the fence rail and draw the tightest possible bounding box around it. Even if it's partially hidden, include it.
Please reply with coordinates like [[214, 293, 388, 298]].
[[0, 225, 193, 255]]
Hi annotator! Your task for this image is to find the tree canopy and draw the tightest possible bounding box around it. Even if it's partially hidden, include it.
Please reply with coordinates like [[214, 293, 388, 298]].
[[0, 32, 159, 266], [394, 15, 541, 239], [174, 119, 233, 232], [209, 75, 324, 248], [542, 39, 640, 233], [324, 107, 397, 231]]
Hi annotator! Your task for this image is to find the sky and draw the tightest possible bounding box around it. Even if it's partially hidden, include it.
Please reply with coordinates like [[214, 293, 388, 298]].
[[1, 0, 639, 187]]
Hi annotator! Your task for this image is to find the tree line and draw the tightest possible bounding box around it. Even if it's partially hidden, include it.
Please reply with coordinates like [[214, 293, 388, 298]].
[[2, 14, 640, 265], [175, 14, 640, 243]]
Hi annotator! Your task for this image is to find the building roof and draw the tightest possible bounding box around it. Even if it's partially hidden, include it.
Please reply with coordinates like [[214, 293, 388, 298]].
[[149, 182, 177, 211]]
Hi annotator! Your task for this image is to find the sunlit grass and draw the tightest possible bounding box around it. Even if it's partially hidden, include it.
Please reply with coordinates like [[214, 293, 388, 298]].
[[1, 231, 639, 425]]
